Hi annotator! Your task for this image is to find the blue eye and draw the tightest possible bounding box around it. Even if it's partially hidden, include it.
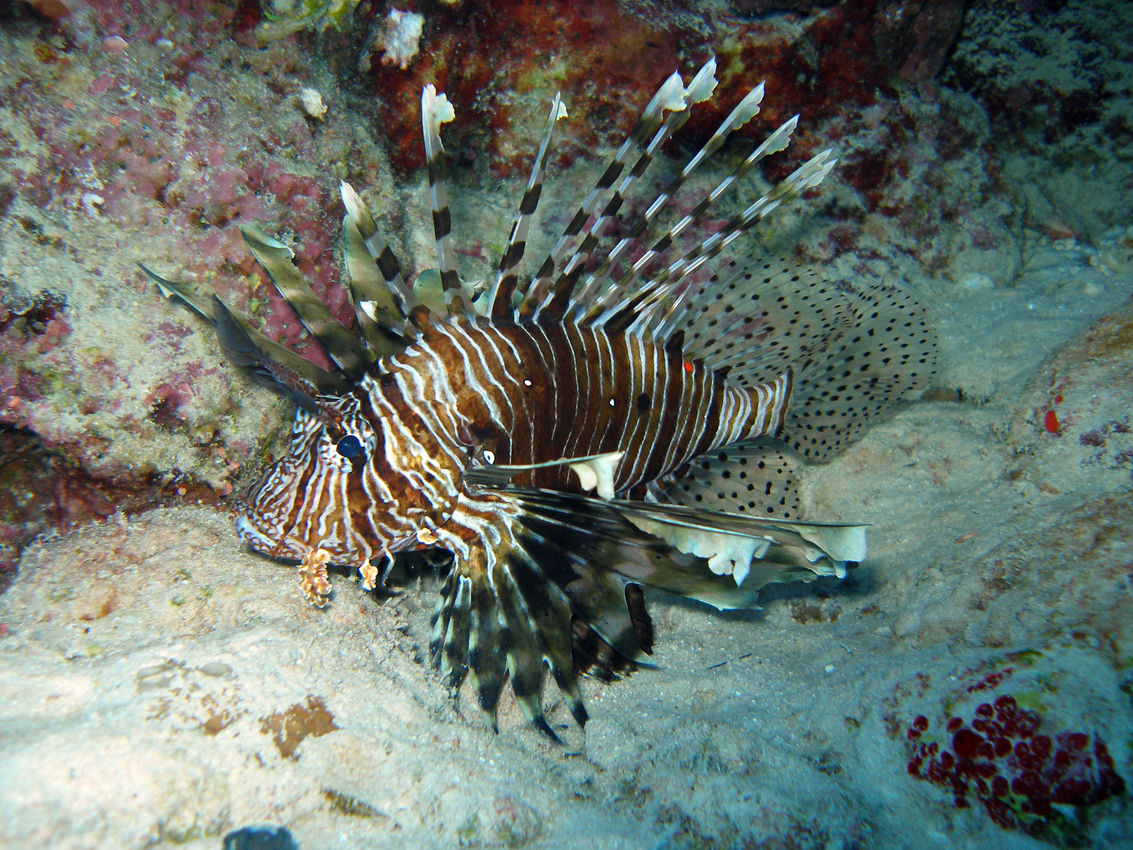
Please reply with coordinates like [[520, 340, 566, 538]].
[[336, 435, 363, 458]]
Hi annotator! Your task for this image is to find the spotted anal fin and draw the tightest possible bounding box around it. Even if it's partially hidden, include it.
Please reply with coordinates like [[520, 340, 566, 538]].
[[651, 442, 803, 521]]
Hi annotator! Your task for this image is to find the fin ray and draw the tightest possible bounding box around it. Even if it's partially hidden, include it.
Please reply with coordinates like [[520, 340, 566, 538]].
[[516, 65, 698, 320], [139, 263, 348, 403], [339, 181, 415, 355], [240, 226, 370, 375], [489, 94, 568, 323], [421, 85, 472, 317], [432, 482, 862, 734]]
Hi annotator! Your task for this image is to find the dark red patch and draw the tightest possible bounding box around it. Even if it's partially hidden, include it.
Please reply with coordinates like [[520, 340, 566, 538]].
[[904, 680, 1126, 836]]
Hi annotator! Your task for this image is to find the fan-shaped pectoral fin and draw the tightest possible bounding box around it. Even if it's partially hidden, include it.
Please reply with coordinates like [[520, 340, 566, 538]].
[[429, 531, 584, 740]]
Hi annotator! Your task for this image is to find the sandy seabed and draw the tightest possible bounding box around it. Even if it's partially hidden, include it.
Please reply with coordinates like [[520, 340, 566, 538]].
[[1, 235, 1131, 848]]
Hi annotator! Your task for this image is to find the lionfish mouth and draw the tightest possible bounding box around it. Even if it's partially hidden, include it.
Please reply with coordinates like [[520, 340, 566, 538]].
[[235, 514, 301, 560]]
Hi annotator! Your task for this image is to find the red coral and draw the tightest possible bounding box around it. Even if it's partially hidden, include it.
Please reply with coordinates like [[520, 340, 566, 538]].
[[906, 682, 1126, 837]]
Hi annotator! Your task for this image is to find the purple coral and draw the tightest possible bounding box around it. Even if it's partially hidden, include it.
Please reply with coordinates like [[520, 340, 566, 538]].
[[906, 690, 1125, 837]]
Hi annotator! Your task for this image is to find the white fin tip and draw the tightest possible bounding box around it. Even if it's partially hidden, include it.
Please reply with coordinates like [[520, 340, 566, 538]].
[[729, 83, 765, 128], [422, 84, 456, 132], [568, 451, 624, 500], [686, 57, 719, 104], [340, 181, 366, 224], [552, 94, 568, 121], [652, 71, 690, 113]]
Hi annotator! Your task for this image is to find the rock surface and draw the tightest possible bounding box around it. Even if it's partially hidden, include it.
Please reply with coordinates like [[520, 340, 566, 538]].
[[1, 2, 1132, 847]]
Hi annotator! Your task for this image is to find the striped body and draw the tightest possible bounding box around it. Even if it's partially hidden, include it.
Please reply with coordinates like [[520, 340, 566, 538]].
[[390, 318, 790, 494], [238, 316, 791, 570]]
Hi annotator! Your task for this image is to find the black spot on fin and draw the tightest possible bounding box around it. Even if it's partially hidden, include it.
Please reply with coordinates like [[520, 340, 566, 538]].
[[652, 441, 802, 520], [667, 258, 936, 460]]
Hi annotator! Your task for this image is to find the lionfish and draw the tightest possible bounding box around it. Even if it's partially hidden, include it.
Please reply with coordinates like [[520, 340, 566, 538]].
[[141, 57, 934, 738]]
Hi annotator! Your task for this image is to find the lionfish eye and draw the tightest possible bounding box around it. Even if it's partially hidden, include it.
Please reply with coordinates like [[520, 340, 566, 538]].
[[336, 435, 363, 458]]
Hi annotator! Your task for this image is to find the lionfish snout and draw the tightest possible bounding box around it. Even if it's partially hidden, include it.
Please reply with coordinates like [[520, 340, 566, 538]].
[[233, 446, 321, 557], [235, 425, 389, 569]]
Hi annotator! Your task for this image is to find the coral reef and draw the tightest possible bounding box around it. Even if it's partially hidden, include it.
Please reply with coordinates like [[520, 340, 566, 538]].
[[364, 6, 424, 72], [254, 0, 363, 42], [361, 0, 968, 175]]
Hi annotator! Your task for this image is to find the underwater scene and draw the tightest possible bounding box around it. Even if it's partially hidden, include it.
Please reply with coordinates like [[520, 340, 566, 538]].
[[0, 1, 1130, 848]]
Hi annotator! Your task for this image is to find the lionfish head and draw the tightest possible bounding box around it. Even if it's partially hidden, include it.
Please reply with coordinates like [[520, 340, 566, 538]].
[[236, 394, 390, 568]]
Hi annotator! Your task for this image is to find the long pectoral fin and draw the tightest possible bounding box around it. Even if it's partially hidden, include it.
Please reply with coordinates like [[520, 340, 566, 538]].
[[508, 488, 863, 605], [429, 494, 671, 737], [429, 486, 861, 737], [611, 498, 866, 590], [430, 535, 585, 739]]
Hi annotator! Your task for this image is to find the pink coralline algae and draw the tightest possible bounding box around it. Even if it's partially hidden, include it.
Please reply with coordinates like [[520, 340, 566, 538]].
[[906, 688, 1125, 840]]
